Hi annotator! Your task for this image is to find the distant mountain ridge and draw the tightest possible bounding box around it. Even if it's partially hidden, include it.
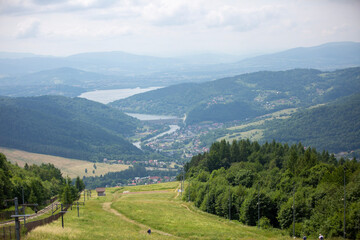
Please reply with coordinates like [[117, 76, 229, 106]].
[[230, 41, 360, 71], [0, 42, 359, 98], [0, 95, 142, 161]]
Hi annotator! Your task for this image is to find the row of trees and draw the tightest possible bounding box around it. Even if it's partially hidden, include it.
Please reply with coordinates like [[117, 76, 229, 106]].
[[0, 153, 85, 210], [183, 140, 360, 239], [83, 164, 178, 189]]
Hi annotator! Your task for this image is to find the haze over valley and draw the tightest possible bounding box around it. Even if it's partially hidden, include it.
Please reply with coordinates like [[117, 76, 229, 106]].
[[0, 1, 360, 239]]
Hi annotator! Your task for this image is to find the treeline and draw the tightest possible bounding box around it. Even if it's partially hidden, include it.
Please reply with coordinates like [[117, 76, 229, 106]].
[[183, 139, 360, 239], [0, 95, 143, 161], [83, 165, 179, 189], [0, 153, 84, 209]]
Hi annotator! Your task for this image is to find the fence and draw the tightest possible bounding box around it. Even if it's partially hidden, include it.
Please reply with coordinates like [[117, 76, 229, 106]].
[[0, 206, 68, 240], [0, 212, 15, 222]]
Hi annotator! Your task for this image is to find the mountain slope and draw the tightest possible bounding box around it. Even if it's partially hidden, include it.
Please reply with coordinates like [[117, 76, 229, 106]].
[[111, 67, 360, 124], [0, 42, 359, 94], [0, 96, 142, 161], [229, 41, 360, 72], [263, 93, 360, 153]]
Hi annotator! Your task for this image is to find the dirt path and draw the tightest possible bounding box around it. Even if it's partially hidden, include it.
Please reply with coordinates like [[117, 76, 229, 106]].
[[120, 190, 171, 195], [102, 202, 181, 238], [174, 183, 181, 199]]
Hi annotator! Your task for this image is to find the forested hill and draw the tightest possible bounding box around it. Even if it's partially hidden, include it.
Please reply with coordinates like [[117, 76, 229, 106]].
[[183, 140, 360, 239], [111, 67, 360, 124], [263, 93, 360, 153], [0, 95, 142, 161]]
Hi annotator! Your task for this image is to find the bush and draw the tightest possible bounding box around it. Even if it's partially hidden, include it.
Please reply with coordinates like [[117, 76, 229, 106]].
[[259, 217, 272, 229]]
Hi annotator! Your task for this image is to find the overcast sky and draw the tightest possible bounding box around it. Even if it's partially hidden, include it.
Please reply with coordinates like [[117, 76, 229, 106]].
[[0, 0, 359, 57]]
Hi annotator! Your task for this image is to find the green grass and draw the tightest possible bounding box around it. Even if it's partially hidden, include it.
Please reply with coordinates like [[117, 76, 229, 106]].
[[26, 183, 292, 240], [112, 190, 288, 240]]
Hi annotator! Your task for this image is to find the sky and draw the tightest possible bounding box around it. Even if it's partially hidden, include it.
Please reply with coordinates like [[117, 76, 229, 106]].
[[0, 0, 359, 57]]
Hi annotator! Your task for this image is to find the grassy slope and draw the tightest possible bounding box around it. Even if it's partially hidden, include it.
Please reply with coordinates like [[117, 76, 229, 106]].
[[25, 182, 290, 240], [0, 147, 129, 178]]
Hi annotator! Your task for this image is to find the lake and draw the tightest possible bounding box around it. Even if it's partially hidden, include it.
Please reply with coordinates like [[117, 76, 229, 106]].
[[126, 113, 179, 121], [78, 87, 162, 104]]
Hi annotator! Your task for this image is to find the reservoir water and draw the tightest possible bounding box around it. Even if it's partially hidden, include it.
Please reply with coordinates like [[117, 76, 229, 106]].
[[78, 87, 162, 104], [126, 113, 179, 121]]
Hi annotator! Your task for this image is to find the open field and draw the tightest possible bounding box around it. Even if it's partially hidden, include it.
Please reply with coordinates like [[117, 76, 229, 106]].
[[218, 129, 264, 142], [0, 147, 129, 178], [217, 108, 297, 142], [25, 182, 292, 240]]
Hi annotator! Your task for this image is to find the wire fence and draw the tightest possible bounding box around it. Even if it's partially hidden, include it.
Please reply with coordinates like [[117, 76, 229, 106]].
[[0, 206, 68, 240]]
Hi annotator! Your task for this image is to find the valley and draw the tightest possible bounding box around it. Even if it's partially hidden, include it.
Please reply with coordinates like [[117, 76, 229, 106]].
[[1, 2, 359, 238]]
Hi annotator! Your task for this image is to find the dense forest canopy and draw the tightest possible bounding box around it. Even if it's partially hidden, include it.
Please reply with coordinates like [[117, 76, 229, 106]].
[[0, 153, 84, 209], [0, 95, 143, 161], [263, 93, 360, 153], [183, 139, 360, 239]]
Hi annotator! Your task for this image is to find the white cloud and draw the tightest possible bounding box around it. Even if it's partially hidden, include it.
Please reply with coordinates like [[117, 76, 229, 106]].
[[16, 19, 41, 39], [141, 2, 196, 26], [0, 0, 359, 56], [204, 5, 281, 32]]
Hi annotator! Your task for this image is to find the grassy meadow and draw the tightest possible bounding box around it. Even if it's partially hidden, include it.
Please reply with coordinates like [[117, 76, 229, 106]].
[[0, 147, 129, 178], [25, 182, 292, 240], [217, 108, 297, 143]]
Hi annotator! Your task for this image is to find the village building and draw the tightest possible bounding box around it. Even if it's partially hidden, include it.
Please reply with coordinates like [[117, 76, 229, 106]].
[[96, 187, 106, 196]]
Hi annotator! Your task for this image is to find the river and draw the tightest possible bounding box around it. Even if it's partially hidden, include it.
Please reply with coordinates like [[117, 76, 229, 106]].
[[79, 88, 181, 150], [125, 113, 179, 121], [133, 123, 180, 150]]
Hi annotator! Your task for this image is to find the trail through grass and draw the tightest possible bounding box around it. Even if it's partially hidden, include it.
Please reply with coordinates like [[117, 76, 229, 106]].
[[26, 182, 291, 240]]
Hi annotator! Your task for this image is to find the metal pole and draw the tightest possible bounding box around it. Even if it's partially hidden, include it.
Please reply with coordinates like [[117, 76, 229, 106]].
[[293, 184, 295, 238], [344, 167, 346, 239], [61, 204, 64, 228], [207, 184, 209, 213], [188, 181, 190, 202], [257, 189, 260, 228], [84, 190, 85, 203], [22, 187, 26, 227], [77, 202, 79, 217], [14, 197, 20, 240], [181, 169, 184, 197], [228, 185, 231, 221]]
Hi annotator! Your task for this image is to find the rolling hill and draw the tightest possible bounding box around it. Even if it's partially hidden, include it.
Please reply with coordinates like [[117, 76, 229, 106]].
[[263, 93, 360, 153], [0, 95, 142, 161], [110, 67, 360, 124]]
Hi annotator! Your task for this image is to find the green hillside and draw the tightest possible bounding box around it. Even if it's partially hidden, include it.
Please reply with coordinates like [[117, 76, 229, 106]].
[[263, 94, 360, 153], [111, 67, 360, 124], [25, 182, 291, 240], [184, 139, 360, 239], [0, 95, 142, 161]]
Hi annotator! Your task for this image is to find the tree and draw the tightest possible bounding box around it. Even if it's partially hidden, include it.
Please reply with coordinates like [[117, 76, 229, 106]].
[[75, 176, 85, 192], [0, 153, 13, 209]]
